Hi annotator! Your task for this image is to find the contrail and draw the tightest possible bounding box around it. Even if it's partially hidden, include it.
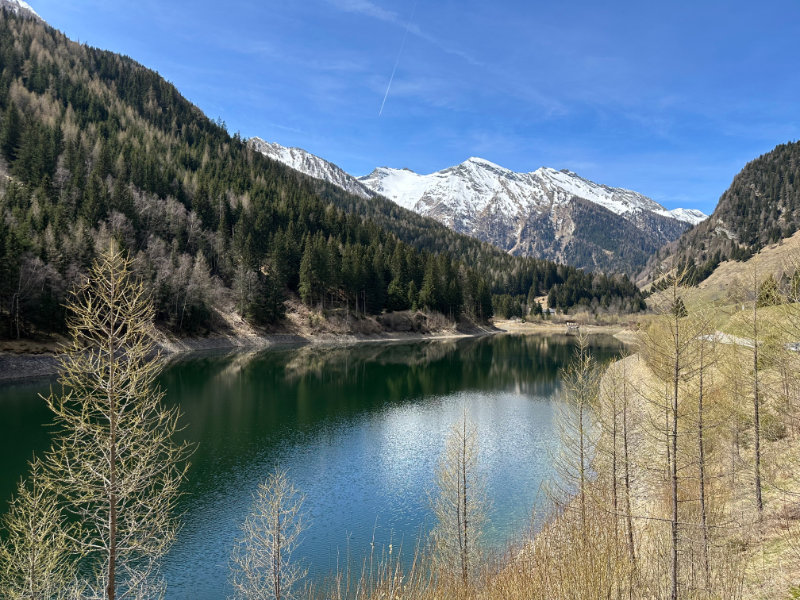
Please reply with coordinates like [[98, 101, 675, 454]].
[[379, 0, 418, 116]]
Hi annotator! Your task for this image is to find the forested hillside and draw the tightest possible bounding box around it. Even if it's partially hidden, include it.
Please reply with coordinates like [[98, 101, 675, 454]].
[[0, 9, 644, 339], [643, 141, 800, 286]]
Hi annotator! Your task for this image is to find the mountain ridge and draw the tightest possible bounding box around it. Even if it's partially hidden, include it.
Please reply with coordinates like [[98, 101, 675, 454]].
[[640, 140, 800, 286], [0, 0, 40, 20], [250, 139, 707, 274]]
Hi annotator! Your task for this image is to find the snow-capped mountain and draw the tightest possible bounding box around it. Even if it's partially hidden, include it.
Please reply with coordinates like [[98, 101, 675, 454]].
[[0, 0, 41, 20], [663, 207, 707, 225], [358, 160, 706, 272], [251, 139, 707, 273], [359, 159, 705, 229], [249, 137, 377, 200]]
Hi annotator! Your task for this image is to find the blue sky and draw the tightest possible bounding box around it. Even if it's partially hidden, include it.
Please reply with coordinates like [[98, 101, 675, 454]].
[[30, 0, 800, 214]]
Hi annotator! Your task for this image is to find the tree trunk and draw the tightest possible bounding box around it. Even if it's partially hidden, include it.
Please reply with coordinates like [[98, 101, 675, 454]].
[[107, 271, 118, 600], [273, 511, 281, 600], [622, 373, 636, 566], [665, 387, 671, 482], [579, 395, 586, 533], [697, 342, 710, 590], [753, 301, 763, 516], [462, 417, 469, 586], [671, 314, 679, 600], [611, 384, 619, 538]]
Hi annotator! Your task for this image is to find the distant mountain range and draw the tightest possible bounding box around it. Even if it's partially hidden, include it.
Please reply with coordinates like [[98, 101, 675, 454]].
[[250, 138, 706, 274]]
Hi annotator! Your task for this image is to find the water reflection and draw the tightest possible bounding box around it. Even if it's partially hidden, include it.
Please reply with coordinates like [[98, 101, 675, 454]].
[[0, 334, 623, 600]]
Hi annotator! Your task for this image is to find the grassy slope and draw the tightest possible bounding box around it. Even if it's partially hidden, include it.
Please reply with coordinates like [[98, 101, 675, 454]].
[[622, 254, 800, 598]]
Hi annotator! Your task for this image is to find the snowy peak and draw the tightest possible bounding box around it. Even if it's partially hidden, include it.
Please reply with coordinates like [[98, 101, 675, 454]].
[[359, 166, 428, 211], [662, 208, 707, 226], [358, 159, 706, 227], [0, 0, 41, 20], [461, 156, 510, 172], [355, 157, 707, 273], [533, 167, 668, 218], [248, 138, 707, 273], [248, 137, 376, 200]]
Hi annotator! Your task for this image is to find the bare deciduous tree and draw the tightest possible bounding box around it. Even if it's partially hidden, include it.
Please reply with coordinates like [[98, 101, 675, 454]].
[[0, 458, 79, 600], [640, 272, 696, 600], [45, 243, 190, 600], [597, 357, 638, 567], [229, 468, 308, 600], [745, 259, 765, 516], [691, 312, 716, 591], [552, 332, 600, 533], [429, 413, 488, 590]]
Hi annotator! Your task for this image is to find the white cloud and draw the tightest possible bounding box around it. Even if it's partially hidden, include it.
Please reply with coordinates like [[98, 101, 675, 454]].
[[327, 0, 398, 22]]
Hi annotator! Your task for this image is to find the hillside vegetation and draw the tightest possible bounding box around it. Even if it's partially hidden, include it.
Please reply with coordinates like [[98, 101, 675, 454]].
[[642, 140, 800, 287], [0, 9, 644, 340]]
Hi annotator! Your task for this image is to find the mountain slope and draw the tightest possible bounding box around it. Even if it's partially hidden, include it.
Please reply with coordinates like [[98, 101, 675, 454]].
[[641, 141, 800, 286], [250, 141, 705, 274], [248, 137, 377, 200], [0, 7, 646, 338], [358, 160, 705, 274], [0, 0, 39, 19]]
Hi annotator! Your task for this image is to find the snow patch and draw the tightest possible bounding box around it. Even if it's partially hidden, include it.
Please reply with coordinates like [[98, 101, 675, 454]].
[[248, 137, 375, 200], [1, 0, 41, 19]]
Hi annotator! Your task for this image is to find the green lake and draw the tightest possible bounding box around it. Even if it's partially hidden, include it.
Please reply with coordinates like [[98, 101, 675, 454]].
[[0, 333, 623, 599]]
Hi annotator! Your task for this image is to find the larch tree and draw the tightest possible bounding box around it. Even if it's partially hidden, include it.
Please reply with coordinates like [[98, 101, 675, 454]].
[[597, 357, 638, 567], [730, 256, 773, 517], [688, 309, 717, 591], [0, 458, 80, 600], [552, 332, 600, 533], [749, 260, 765, 516], [45, 243, 191, 600], [619, 359, 637, 568], [429, 413, 488, 591], [640, 272, 698, 600], [229, 469, 308, 600]]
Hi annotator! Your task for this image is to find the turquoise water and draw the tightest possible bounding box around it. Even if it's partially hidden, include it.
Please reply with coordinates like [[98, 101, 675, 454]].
[[0, 334, 622, 598]]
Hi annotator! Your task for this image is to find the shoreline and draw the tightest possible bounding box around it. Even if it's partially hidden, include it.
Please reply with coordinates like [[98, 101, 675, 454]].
[[0, 319, 638, 384], [493, 319, 638, 345], [0, 325, 498, 384]]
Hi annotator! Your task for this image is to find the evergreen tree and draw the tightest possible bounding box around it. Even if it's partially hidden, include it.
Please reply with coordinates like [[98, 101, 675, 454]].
[[419, 257, 440, 312], [0, 102, 21, 162]]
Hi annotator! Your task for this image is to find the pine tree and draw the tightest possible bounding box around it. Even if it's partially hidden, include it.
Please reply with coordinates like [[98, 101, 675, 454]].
[[0, 102, 21, 162], [298, 236, 315, 307], [419, 257, 440, 312]]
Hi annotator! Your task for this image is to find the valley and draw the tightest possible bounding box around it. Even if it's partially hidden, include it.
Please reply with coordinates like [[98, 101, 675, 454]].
[[1, 0, 800, 599]]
